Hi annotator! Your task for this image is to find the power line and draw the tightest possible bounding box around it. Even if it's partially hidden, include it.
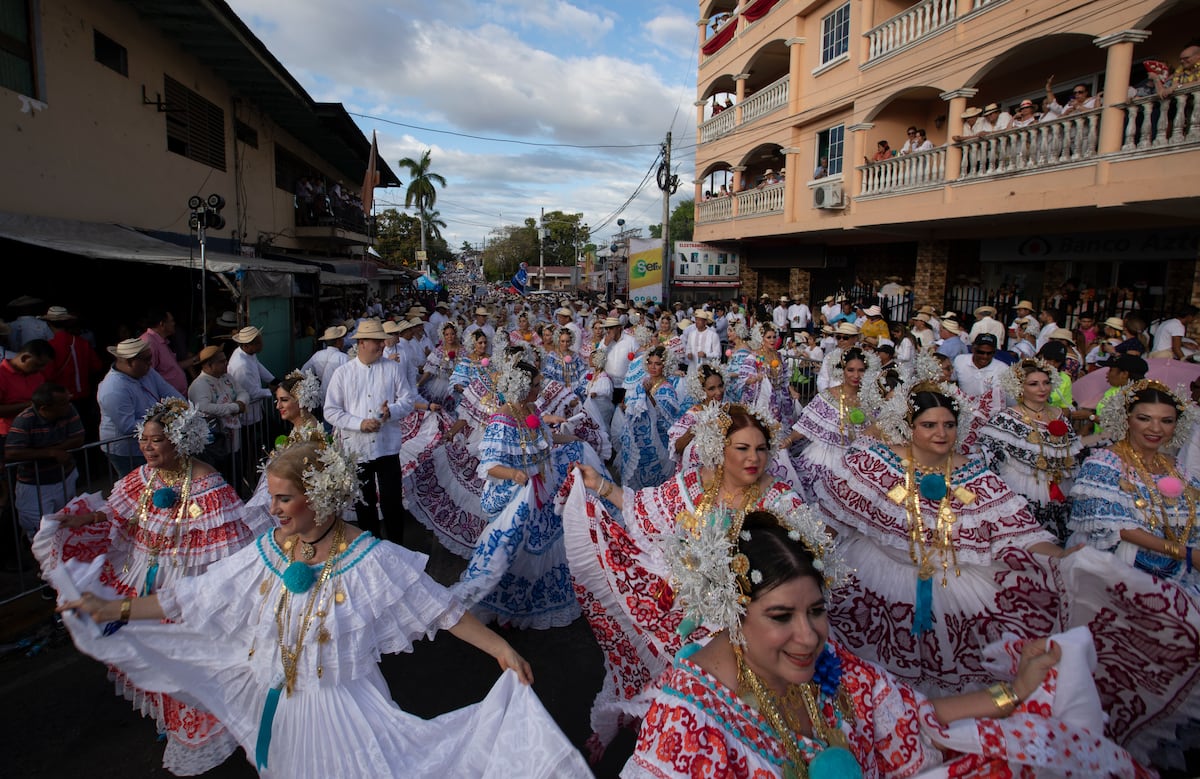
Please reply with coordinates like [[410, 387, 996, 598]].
[[348, 111, 660, 149]]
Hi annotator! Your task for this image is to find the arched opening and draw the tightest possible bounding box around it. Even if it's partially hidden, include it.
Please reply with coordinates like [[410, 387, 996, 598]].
[[864, 85, 948, 148], [699, 162, 735, 199], [738, 143, 785, 191], [964, 34, 1103, 116], [701, 74, 739, 121], [743, 40, 790, 92]]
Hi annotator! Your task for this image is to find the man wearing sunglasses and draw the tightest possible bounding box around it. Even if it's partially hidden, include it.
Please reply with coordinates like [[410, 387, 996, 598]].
[[952, 334, 1008, 396], [1043, 76, 1100, 120]]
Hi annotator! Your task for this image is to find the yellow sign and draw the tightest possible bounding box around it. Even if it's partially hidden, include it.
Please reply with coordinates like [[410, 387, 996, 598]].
[[627, 238, 663, 305]]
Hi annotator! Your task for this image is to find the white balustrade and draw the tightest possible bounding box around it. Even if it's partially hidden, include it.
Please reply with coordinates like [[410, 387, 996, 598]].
[[697, 196, 734, 223], [740, 76, 790, 126], [859, 148, 946, 195], [958, 110, 1101, 180], [734, 183, 785, 217], [866, 0, 955, 62], [1121, 83, 1200, 151], [700, 110, 736, 144]]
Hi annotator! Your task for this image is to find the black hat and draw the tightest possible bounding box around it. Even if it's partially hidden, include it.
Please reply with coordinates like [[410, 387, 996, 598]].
[[972, 333, 998, 348], [1103, 354, 1149, 379], [875, 343, 896, 355]]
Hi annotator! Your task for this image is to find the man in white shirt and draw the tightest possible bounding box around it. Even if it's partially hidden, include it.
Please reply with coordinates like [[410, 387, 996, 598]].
[[325, 318, 434, 543], [787, 298, 812, 339], [602, 317, 637, 404], [301, 325, 349, 406], [817, 322, 861, 391], [968, 305, 1006, 344], [428, 302, 450, 340], [772, 297, 789, 331], [1151, 307, 1198, 359], [952, 334, 1007, 396], [1010, 99, 1038, 128], [463, 307, 495, 343], [820, 296, 840, 326], [227, 326, 274, 426], [1043, 79, 1100, 120], [685, 310, 720, 369], [1035, 307, 1061, 351], [977, 103, 1012, 134]]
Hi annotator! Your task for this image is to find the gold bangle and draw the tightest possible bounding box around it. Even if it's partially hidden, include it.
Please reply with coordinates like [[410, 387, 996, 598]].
[[119, 598, 133, 623], [598, 480, 613, 498], [1166, 540, 1183, 560], [988, 681, 1020, 715]]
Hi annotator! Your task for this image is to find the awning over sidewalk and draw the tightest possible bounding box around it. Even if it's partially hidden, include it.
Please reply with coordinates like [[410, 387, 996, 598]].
[[0, 211, 319, 277]]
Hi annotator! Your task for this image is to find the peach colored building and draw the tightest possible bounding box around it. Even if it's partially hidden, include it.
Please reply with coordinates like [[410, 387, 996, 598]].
[[0, 0, 398, 372], [693, 0, 1200, 323]]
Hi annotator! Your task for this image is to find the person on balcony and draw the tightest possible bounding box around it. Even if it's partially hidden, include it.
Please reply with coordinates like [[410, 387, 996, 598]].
[[1153, 40, 1200, 99], [914, 128, 934, 151], [864, 140, 893, 164], [1011, 99, 1038, 128], [898, 126, 921, 154], [951, 107, 985, 141], [977, 103, 1012, 134], [1043, 78, 1100, 119], [813, 157, 829, 179]]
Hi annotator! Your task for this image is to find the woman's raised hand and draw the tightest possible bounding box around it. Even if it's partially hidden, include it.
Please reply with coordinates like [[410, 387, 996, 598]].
[[1012, 637, 1062, 701]]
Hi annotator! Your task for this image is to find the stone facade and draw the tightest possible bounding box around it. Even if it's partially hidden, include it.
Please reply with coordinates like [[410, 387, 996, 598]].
[[913, 240, 949, 312], [788, 268, 811, 304]]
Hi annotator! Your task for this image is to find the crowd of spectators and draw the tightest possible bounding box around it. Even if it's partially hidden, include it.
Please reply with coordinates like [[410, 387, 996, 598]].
[[294, 176, 369, 232]]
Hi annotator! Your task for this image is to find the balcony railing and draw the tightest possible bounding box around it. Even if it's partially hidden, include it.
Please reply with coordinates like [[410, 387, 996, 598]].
[[735, 183, 785, 217], [700, 109, 736, 144], [959, 109, 1101, 180], [1121, 84, 1200, 151], [740, 75, 790, 125], [866, 0, 955, 62], [859, 147, 947, 195], [698, 196, 734, 223]]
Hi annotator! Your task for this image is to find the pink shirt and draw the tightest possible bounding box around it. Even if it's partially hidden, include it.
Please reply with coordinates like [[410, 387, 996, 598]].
[[140, 329, 187, 394]]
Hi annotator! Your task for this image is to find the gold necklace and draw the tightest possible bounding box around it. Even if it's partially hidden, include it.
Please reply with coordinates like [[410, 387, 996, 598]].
[[1014, 403, 1074, 480], [888, 452, 973, 586], [1116, 440, 1197, 542], [128, 460, 197, 578], [679, 465, 762, 538], [275, 521, 345, 695], [733, 644, 852, 778]]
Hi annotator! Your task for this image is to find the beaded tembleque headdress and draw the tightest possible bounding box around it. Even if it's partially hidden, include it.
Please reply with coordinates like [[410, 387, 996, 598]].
[[136, 398, 209, 457]]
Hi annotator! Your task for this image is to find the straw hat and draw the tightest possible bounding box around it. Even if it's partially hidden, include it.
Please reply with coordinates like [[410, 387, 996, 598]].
[[1013, 300, 1034, 311], [962, 107, 983, 119], [834, 322, 860, 336], [912, 313, 931, 324], [918, 305, 936, 315], [474, 307, 490, 316], [1050, 327, 1075, 341], [677, 319, 693, 331], [601, 317, 622, 328], [7, 295, 42, 308], [863, 305, 882, 317], [974, 305, 997, 318], [351, 319, 388, 340], [1103, 316, 1125, 331], [555, 307, 573, 318], [824, 296, 835, 304], [382, 320, 403, 335], [694, 310, 713, 321], [198, 345, 224, 364], [941, 320, 961, 335], [435, 302, 450, 311], [404, 318, 426, 331], [318, 325, 347, 341], [107, 338, 150, 359], [215, 311, 239, 328], [232, 326, 262, 344], [39, 306, 76, 322]]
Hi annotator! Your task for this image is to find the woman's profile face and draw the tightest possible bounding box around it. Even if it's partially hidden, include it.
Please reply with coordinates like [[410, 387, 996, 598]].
[[275, 387, 301, 422], [741, 573, 828, 691], [703, 374, 725, 403], [1127, 401, 1177, 453]]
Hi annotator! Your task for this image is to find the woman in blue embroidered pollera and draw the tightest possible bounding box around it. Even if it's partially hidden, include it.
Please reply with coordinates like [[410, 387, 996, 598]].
[[45, 439, 589, 778]]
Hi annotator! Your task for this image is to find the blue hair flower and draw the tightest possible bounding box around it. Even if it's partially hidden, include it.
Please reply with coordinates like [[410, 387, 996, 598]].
[[152, 487, 178, 509], [812, 644, 843, 699], [918, 473, 947, 501], [282, 561, 316, 594]]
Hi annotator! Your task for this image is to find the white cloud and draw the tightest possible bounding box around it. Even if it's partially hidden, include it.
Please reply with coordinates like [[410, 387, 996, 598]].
[[642, 10, 698, 61]]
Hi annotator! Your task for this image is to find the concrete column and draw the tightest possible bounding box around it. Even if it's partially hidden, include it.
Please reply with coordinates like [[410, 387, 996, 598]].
[[781, 146, 802, 221], [734, 73, 750, 125], [955, 0, 975, 19], [846, 123, 874, 197], [939, 88, 978, 181], [914, 241, 950, 309], [786, 37, 805, 115], [736, 0, 749, 33], [697, 18, 709, 50], [1094, 30, 1151, 154], [694, 98, 707, 145], [731, 165, 747, 214], [789, 268, 812, 304], [741, 262, 760, 300], [858, 0, 875, 63]]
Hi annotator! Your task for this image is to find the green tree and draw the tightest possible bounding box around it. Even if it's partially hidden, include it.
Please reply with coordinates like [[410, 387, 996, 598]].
[[374, 208, 452, 267], [648, 199, 695, 245], [396, 149, 447, 256], [481, 222, 538, 282], [539, 211, 589, 267]]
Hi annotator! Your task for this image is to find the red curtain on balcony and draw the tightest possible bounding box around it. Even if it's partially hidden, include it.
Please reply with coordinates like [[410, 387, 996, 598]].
[[741, 0, 780, 23], [701, 21, 735, 56]]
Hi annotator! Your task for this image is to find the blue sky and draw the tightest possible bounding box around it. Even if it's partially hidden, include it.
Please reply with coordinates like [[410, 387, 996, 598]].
[[227, 0, 701, 251]]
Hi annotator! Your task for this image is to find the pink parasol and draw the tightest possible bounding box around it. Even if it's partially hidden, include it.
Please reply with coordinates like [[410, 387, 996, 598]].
[[1072, 358, 1200, 408]]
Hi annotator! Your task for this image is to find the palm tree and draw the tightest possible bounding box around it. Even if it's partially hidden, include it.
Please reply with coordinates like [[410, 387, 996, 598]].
[[397, 149, 447, 255], [424, 209, 448, 243]]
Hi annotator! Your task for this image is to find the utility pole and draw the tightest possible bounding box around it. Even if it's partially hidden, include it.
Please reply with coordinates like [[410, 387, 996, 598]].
[[657, 132, 679, 304], [538, 206, 546, 291]]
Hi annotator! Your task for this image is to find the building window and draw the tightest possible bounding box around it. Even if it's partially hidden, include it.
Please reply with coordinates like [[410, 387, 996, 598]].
[[817, 125, 845, 177], [679, 264, 688, 276], [234, 118, 258, 149], [820, 3, 850, 64], [0, 0, 37, 97], [94, 30, 127, 76], [164, 75, 226, 171], [275, 144, 313, 192]]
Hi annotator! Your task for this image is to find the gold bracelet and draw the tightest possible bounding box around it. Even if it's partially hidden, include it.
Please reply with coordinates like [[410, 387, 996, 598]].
[[1164, 540, 1182, 560], [988, 681, 1020, 715], [598, 480, 613, 498], [119, 598, 133, 623]]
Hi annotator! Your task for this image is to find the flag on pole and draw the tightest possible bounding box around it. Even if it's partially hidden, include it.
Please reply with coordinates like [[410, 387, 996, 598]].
[[511, 262, 528, 295], [360, 130, 379, 215]]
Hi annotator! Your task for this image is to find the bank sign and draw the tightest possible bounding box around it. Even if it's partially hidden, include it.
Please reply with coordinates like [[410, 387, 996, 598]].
[[628, 238, 664, 305]]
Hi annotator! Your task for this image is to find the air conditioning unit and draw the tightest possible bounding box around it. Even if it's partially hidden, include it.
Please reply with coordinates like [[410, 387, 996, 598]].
[[812, 182, 846, 209]]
